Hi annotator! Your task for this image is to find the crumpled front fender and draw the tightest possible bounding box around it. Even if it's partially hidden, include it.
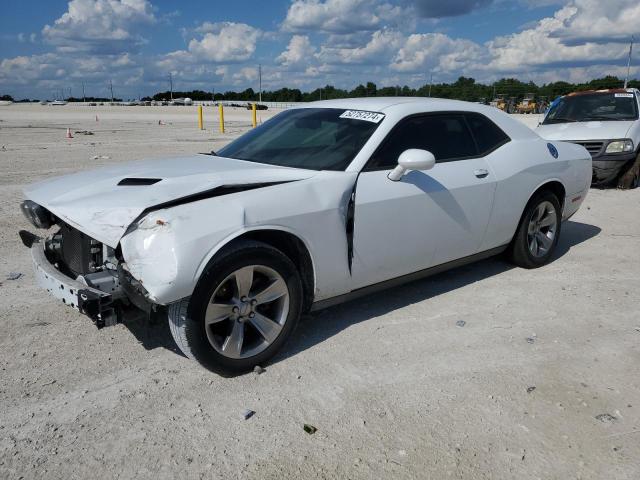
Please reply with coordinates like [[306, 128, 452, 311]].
[[119, 171, 357, 306], [119, 199, 246, 304]]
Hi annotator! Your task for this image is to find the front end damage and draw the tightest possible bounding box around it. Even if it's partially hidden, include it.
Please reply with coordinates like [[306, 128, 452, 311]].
[[20, 157, 356, 329], [20, 203, 155, 328]]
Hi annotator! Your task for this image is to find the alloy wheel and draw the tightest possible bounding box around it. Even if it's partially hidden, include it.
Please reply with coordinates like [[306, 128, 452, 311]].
[[527, 200, 557, 258], [204, 265, 290, 359]]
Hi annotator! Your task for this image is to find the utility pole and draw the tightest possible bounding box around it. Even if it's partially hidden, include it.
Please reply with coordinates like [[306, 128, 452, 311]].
[[319, 87, 322, 101], [109, 80, 114, 102], [258, 64, 262, 103], [82, 82, 86, 103], [428, 73, 433, 97], [624, 36, 634, 89], [168, 72, 173, 101]]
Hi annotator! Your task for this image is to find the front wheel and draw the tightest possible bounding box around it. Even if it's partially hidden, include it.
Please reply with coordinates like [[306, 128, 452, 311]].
[[509, 191, 562, 269], [617, 152, 640, 189], [168, 240, 303, 375]]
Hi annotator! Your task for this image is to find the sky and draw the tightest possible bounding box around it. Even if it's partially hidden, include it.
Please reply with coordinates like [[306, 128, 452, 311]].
[[0, 0, 638, 100]]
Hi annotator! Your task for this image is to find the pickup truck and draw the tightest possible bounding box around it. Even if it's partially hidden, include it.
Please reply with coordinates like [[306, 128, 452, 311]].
[[536, 88, 640, 188]]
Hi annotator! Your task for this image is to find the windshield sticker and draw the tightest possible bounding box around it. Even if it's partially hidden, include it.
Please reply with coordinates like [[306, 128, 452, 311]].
[[615, 93, 634, 98], [340, 110, 385, 123]]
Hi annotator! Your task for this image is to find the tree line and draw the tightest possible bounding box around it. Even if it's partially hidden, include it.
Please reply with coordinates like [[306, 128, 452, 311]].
[[4, 75, 639, 103], [144, 76, 639, 103]]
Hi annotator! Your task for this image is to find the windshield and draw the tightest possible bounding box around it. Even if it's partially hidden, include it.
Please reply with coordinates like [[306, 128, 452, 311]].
[[543, 92, 638, 124], [216, 108, 384, 170]]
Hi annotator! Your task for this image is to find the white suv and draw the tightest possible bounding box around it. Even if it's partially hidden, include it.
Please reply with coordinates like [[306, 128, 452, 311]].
[[537, 88, 640, 188]]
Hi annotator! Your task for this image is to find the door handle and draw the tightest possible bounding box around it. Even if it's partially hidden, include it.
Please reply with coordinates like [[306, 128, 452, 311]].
[[474, 169, 489, 178]]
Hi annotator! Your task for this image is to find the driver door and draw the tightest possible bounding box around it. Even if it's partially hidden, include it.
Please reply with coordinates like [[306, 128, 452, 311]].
[[350, 113, 498, 289]]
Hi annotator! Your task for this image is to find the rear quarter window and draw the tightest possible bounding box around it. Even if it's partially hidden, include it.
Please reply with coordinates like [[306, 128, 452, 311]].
[[465, 113, 510, 155]]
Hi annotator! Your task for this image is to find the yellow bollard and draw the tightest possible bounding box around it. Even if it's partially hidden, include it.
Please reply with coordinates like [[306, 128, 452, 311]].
[[197, 105, 203, 130], [218, 104, 225, 133], [252, 103, 257, 128]]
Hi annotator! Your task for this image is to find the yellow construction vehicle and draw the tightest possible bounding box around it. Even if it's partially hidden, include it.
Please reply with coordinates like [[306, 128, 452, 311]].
[[490, 94, 508, 111], [516, 93, 537, 114]]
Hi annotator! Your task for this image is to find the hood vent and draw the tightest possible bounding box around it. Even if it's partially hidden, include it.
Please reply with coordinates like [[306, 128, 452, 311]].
[[118, 178, 162, 186]]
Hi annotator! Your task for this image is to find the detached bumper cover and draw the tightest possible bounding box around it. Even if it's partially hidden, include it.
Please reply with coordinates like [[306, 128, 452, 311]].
[[30, 240, 117, 328], [592, 152, 636, 183]]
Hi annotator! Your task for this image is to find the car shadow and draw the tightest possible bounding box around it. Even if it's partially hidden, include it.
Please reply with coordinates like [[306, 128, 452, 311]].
[[120, 307, 186, 356], [273, 219, 601, 364], [120, 220, 601, 364]]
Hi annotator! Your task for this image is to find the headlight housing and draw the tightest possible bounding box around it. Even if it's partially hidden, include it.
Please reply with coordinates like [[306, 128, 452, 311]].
[[20, 200, 55, 229], [605, 139, 634, 154]]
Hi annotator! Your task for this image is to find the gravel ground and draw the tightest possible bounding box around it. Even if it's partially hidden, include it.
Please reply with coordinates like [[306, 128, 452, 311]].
[[0, 105, 638, 479]]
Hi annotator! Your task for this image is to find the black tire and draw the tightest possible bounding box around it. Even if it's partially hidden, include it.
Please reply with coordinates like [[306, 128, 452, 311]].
[[168, 240, 303, 375], [617, 152, 640, 190], [509, 190, 562, 269]]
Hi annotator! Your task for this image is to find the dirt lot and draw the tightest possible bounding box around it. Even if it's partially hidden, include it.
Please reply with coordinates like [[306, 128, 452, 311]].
[[0, 104, 638, 479]]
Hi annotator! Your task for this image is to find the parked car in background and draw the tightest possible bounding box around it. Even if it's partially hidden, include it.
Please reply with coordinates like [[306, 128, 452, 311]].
[[536, 88, 640, 188], [20, 98, 591, 374]]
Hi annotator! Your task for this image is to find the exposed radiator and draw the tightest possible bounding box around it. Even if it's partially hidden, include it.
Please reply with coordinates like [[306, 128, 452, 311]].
[[57, 223, 103, 277]]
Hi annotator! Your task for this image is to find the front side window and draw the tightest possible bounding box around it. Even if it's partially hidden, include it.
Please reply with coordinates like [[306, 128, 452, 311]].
[[216, 108, 383, 171], [367, 114, 477, 169], [543, 92, 639, 124]]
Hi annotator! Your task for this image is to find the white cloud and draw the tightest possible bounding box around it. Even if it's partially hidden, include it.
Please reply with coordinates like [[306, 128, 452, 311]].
[[486, 0, 638, 73], [277, 35, 316, 68], [391, 33, 484, 73], [187, 22, 261, 62], [2, 0, 639, 99], [42, 0, 155, 54], [0, 51, 147, 100], [232, 67, 259, 84], [317, 29, 404, 64], [282, 0, 403, 33], [550, 0, 640, 45]]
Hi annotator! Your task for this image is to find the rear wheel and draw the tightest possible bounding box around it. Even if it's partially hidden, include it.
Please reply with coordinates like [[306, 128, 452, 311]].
[[168, 240, 302, 374], [509, 191, 562, 269]]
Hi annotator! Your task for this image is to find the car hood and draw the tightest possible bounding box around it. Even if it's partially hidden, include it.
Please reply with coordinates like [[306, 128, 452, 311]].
[[24, 155, 317, 247], [536, 120, 634, 141]]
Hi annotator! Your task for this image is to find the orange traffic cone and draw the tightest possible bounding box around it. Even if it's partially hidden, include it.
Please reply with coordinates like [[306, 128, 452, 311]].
[[66, 128, 73, 139]]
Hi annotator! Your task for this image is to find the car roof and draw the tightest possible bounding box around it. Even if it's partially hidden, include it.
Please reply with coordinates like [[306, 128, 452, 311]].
[[304, 96, 483, 113], [299, 96, 538, 141]]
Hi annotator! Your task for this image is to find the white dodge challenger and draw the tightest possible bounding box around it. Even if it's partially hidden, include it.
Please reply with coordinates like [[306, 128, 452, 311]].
[[20, 98, 592, 373]]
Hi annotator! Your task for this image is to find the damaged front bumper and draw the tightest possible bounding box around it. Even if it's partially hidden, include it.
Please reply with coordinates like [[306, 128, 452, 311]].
[[592, 152, 636, 185], [25, 231, 154, 328]]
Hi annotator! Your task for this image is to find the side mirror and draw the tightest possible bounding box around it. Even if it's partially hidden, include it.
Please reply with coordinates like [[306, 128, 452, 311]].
[[388, 149, 436, 181]]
